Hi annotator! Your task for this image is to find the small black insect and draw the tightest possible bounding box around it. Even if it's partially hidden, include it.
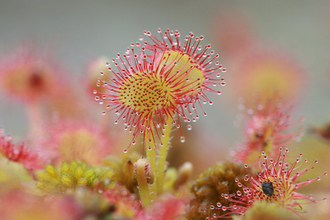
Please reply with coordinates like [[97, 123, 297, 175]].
[[261, 181, 274, 197]]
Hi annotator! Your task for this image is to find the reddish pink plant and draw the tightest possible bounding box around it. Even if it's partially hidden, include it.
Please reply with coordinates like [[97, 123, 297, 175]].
[[97, 29, 225, 151], [0, 128, 46, 170], [232, 95, 304, 164], [217, 148, 327, 219], [140, 28, 226, 108]]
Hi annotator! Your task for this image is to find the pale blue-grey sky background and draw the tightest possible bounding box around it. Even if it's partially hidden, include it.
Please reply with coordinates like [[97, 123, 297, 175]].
[[0, 0, 330, 163]]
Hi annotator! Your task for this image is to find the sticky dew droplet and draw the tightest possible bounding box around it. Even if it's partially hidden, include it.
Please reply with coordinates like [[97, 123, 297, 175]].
[[123, 148, 128, 153], [187, 125, 192, 130], [180, 136, 185, 143]]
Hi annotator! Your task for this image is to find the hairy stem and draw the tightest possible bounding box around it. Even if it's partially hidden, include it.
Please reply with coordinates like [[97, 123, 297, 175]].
[[145, 133, 157, 201], [156, 116, 173, 194]]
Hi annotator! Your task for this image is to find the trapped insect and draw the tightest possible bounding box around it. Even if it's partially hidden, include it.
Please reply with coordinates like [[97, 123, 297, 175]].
[[262, 181, 274, 197]]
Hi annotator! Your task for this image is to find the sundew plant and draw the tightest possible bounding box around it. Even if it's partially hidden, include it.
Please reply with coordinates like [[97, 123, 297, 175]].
[[0, 27, 328, 220]]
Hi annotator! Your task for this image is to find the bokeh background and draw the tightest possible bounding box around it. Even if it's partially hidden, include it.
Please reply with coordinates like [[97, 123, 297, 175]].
[[1, 0, 330, 175]]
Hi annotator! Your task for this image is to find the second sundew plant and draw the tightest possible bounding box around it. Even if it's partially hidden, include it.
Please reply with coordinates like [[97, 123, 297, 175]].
[[96, 28, 226, 204], [232, 95, 304, 165], [215, 148, 327, 219]]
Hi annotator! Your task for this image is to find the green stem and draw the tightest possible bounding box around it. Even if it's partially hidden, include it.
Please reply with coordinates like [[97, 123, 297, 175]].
[[135, 158, 151, 207], [156, 116, 173, 194], [145, 133, 157, 201]]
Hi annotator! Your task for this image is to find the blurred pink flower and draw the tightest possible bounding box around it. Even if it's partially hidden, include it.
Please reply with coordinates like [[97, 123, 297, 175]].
[[0, 45, 63, 103], [227, 47, 306, 105], [38, 120, 112, 165], [231, 95, 303, 164]]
